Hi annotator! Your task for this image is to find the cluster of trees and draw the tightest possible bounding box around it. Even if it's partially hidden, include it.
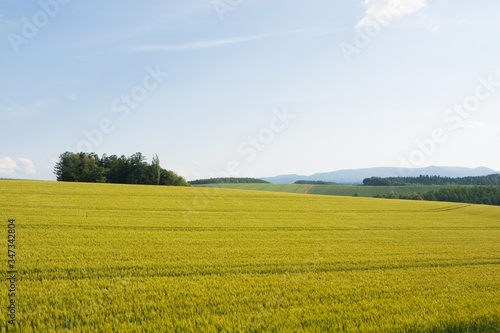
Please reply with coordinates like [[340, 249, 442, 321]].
[[363, 174, 500, 186], [54, 152, 188, 186], [294, 180, 338, 185], [374, 186, 500, 206], [189, 178, 269, 185]]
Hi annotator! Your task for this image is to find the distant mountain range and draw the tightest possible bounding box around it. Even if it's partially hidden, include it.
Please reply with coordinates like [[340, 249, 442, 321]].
[[260, 166, 499, 185]]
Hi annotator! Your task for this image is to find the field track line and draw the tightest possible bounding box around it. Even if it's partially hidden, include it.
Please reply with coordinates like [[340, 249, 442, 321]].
[[430, 204, 471, 212], [304, 185, 314, 194]]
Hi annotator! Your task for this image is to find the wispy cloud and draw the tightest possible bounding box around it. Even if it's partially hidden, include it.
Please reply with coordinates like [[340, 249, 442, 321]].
[[123, 34, 272, 53], [0, 103, 34, 119], [356, 0, 428, 28], [291, 25, 345, 36], [0, 99, 56, 119], [317, 27, 346, 35], [122, 27, 323, 54]]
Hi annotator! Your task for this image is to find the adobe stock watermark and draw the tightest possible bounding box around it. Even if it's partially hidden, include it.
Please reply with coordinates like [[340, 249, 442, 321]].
[[181, 107, 296, 222], [66, 65, 169, 153], [7, 0, 72, 54], [399, 75, 499, 172], [340, 0, 404, 64], [212, 0, 243, 21]]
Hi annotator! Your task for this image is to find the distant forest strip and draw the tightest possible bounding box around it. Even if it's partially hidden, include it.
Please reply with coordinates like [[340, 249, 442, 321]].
[[374, 186, 500, 206], [363, 174, 500, 186], [294, 180, 338, 185], [189, 178, 269, 185], [54, 152, 188, 186]]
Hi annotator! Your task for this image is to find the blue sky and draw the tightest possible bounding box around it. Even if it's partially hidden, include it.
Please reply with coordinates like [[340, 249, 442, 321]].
[[1, 0, 499, 181]]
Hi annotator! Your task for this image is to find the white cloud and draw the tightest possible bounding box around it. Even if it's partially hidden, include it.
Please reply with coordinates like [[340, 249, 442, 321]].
[[0, 157, 36, 178], [0, 157, 18, 178], [124, 34, 271, 53], [17, 158, 36, 175], [356, 0, 428, 28]]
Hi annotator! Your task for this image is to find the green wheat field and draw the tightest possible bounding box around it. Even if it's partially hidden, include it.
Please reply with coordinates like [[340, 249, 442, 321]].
[[194, 183, 446, 197], [1, 180, 499, 332]]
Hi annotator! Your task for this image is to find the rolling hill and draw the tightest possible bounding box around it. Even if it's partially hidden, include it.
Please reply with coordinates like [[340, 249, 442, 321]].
[[1, 180, 499, 331], [261, 166, 498, 184], [195, 183, 446, 198]]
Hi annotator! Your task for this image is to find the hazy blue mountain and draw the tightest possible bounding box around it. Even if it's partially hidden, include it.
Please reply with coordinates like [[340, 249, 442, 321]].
[[261, 166, 499, 184], [259, 174, 306, 184]]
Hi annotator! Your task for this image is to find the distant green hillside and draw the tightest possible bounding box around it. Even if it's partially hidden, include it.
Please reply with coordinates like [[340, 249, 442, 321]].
[[363, 174, 500, 186], [196, 183, 311, 194], [189, 177, 269, 185], [307, 185, 446, 197], [294, 180, 338, 185], [194, 184, 447, 197], [374, 185, 500, 206]]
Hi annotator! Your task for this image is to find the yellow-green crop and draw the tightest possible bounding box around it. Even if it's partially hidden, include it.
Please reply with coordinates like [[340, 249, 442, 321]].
[[1, 180, 499, 332], [195, 183, 452, 197]]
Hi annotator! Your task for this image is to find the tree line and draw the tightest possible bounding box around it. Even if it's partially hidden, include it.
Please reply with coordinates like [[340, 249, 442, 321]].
[[189, 178, 269, 185], [374, 186, 500, 206], [54, 152, 188, 186], [294, 180, 338, 185], [363, 174, 500, 186]]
